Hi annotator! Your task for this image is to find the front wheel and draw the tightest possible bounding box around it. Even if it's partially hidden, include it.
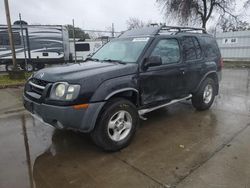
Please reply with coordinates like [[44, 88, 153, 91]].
[[90, 98, 139, 151], [192, 78, 216, 111]]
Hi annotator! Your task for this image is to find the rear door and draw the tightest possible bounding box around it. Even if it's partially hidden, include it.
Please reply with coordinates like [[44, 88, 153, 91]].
[[139, 37, 187, 106], [181, 36, 204, 93]]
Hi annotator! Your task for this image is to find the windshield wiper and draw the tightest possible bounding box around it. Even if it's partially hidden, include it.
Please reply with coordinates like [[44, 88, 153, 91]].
[[85, 57, 100, 62], [102, 59, 126, 64]]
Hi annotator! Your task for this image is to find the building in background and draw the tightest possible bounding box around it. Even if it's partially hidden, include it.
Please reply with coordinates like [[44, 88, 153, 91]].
[[216, 30, 250, 62]]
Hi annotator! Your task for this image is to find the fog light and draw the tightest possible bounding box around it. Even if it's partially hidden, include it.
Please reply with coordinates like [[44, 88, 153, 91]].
[[66, 94, 73, 100]]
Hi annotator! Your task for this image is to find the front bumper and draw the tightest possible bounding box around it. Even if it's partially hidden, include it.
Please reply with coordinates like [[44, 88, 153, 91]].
[[23, 95, 105, 132]]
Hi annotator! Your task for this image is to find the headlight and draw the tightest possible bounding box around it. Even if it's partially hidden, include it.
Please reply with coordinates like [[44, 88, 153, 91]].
[[50, 82, 80, 101], [55, 84, 66, 97]]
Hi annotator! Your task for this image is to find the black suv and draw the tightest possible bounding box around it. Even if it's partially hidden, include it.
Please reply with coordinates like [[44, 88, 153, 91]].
[[24, 26, 222, 151]]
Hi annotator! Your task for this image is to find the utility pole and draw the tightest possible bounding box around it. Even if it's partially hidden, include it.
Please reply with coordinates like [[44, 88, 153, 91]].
[[111, 23, 115, 38], [19, 13, 27, 69], [72, 19, 77, 64], [4, 0, 17, 70]]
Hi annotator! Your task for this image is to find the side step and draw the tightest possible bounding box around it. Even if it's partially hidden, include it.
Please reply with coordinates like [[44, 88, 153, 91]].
[[138, 94, 192, 116]]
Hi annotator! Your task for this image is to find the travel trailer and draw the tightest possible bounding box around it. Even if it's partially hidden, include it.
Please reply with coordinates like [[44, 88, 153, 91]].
[[0, 25, 69, 71]]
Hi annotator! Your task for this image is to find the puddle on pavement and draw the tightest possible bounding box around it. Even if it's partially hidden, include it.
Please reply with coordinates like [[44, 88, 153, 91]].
[[0, 69, 250, 188]]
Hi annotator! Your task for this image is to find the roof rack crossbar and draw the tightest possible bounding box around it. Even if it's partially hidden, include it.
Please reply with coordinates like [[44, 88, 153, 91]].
[[156, 25, 207, 35]]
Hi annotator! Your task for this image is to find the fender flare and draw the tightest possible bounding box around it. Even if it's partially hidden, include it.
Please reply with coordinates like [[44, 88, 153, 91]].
[[105, 88, 139, 100], [194, 71, 219, 94]]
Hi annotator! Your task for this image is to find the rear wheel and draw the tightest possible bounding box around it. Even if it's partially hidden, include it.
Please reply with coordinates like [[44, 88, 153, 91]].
[[5, 62, 14, 72], [25, 63, 35, 72], [91, 98, 139, 151], [192, 78, 216, 111], [20, 62, 34, 72]]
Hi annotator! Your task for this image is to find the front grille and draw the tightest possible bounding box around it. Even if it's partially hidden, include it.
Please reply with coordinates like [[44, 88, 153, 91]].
[[30, 84, 44, 95], [27, 78, 50, 98], [30, 78, 49, 87]]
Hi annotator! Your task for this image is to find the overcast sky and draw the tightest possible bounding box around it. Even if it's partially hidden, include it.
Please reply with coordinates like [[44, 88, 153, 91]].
[[0, 0, 164, 32], [1, 0, 249, 32]]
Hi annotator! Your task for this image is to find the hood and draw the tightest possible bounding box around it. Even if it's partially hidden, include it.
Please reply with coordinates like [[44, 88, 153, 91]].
[[33, 61, 138, 84]]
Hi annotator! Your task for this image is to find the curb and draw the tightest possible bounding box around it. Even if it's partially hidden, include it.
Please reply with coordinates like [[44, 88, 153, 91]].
[[0, 109, 27, 119], [0, 83, 25, 89]]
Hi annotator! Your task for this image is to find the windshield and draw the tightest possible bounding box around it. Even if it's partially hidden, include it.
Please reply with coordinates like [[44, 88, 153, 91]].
[[92, 37, 149, 63]]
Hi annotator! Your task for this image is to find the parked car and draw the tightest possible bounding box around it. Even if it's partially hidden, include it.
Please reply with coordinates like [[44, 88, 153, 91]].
[[23, 26, 223, 151]]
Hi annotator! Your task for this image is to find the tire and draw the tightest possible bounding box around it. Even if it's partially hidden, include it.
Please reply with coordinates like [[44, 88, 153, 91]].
[[20, 63, 26, 70], [90, 98, 139, 151], [192, 78, 216, 111], [25, 63, 35, 72], [5, 63, 14, 72]]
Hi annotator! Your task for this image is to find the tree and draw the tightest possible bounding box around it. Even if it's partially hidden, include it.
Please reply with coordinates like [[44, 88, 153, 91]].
[[65, 25, 90, 40], [126, 17, 154, 30], [219, 16, 250, 32], [126, 18, 145, 30], [156, 0, 249, 30], [245, 0, 250, 8]]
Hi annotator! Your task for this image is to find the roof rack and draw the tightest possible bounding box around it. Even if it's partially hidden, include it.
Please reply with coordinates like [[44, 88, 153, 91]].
[[156, 25, 207, 35], [118, 25, 207, 38]]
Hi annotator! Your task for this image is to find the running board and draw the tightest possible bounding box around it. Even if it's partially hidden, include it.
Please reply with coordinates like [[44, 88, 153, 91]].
[[138, 94, 192, 116]]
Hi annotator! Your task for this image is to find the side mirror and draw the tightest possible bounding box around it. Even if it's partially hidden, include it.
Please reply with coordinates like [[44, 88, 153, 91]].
[[143, 56, 162, 69]]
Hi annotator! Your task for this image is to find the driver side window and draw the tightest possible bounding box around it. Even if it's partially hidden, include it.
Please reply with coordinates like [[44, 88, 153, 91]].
[[150, 39, 180, 64]]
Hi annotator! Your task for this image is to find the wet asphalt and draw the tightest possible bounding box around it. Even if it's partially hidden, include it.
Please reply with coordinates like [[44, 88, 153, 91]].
[[0, 68, 250, 188]]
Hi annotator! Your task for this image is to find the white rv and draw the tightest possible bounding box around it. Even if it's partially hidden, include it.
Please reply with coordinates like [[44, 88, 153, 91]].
[[0, 25, 69, 71]]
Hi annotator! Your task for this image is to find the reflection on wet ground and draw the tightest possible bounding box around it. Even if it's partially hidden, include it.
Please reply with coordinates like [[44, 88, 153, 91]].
[[0, 69, 250, 188]]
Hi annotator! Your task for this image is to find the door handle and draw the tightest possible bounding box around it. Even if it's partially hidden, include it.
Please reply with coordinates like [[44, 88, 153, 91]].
[[179, 68, 186, 75]]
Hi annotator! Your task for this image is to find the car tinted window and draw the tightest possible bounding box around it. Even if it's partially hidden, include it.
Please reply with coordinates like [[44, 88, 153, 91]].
[[150, 39, 180, 64], [182, 37, 197, 61], [201, 36, 219, 59], [193, 37, 202, 59]]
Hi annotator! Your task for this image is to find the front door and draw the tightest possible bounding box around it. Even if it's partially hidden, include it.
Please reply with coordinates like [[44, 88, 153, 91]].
[[139, 38, 187, 106]]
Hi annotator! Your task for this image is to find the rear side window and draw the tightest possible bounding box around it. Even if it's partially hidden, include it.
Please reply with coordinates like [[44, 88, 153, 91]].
[[75, 43, 90, 52], [193, 38, 202, 59], [201, 36, 219, 59], [182, 36, 202, 61]]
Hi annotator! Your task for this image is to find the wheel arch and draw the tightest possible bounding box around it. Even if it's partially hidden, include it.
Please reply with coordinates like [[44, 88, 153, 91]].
[[194, 71, 219, 95], [105, 88, 139, 107]]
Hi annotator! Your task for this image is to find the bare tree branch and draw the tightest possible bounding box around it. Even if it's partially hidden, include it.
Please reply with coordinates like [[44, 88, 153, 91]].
[[156, 0, 248, 29], [126, 17, 153, 30]]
